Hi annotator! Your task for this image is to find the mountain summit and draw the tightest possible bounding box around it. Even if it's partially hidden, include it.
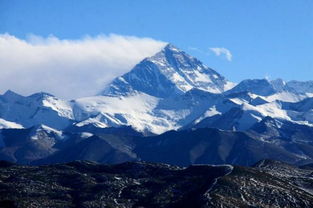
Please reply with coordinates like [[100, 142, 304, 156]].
[[1, 43, 313, 135], [101, 44, 234, 97]]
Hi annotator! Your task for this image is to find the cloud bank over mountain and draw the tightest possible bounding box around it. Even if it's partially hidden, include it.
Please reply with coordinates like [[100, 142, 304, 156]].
[[0, 33, 166, 99]]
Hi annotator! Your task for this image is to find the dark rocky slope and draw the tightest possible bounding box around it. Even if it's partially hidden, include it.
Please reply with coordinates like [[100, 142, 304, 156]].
[[0, 160, 313, 208]]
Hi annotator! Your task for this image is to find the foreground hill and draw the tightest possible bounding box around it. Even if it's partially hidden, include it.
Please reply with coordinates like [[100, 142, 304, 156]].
[[0, 160, 312, 208]]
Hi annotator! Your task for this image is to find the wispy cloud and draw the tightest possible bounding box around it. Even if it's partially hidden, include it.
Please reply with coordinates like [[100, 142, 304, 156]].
[[0, 34, 166, 99], [210, 47, 232, 61]]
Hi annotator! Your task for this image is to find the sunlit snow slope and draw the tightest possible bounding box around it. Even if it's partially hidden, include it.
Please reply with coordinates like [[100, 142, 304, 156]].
[[1, 44, 313, 134]]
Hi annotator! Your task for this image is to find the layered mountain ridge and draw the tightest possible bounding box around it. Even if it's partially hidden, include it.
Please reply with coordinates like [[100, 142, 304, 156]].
[[1, 43, 313, 166], [1, 44, 313, 135], [2, 116, 313, 166]]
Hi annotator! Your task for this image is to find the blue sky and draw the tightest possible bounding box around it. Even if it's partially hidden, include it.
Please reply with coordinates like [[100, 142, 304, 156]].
[[0, 0, 313, 96]]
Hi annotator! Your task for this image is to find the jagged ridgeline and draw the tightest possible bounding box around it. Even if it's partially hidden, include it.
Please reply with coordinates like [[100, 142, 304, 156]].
[[1, 44, 313, 166]]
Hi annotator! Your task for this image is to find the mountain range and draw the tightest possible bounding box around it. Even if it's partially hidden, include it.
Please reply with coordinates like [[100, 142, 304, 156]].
[[2, 43, 313, 207], [1, 44, 313, 166]]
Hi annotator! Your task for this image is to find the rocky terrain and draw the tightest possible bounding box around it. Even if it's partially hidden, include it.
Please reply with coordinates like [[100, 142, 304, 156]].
[[0, 160, 312, 208]]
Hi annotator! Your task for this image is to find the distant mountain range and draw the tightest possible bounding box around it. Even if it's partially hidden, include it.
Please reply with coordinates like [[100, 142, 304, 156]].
[[1, 44, 313, 166], [1, 117, 313, 166]]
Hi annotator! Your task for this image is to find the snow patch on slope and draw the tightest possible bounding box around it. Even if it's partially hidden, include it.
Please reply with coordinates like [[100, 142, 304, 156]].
[[0, 118, 24, 129]]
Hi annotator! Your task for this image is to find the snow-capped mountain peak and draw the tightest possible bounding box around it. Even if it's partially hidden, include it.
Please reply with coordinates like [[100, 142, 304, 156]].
[[1, 44, 313, 135], [0, 91, 74, 130], [101, 44, 234, 98]]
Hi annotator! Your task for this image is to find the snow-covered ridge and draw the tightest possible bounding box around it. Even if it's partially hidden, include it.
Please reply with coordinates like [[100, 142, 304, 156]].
[[1, 44, 313, 134], [0, 90, 74, 130]]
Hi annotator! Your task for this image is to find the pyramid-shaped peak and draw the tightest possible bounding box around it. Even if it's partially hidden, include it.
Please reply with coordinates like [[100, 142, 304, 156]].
[[101, 43, 233, 97]]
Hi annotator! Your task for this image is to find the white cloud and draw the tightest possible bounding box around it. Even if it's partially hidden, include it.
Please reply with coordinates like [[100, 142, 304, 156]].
[[210, 47, 232, 61], [0, 33, 166, 99]]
